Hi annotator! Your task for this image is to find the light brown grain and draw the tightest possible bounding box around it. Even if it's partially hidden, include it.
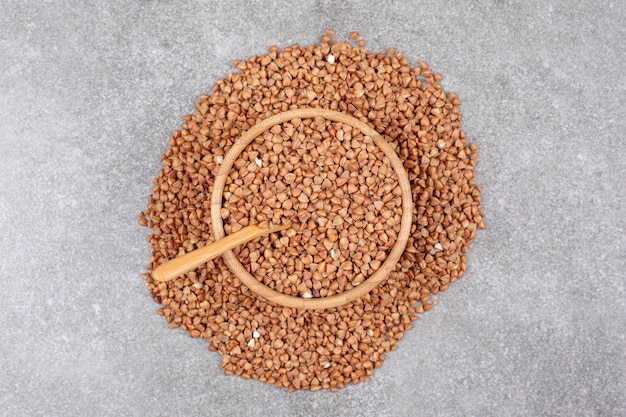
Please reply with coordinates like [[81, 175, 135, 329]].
[[140, 31, 484, 392]]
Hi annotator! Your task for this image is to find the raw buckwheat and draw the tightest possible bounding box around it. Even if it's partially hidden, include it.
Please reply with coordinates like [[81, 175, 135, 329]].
[[140, 31, 484, 392]]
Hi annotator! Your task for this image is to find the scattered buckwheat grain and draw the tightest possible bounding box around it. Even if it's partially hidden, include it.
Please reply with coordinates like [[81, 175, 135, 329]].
[[140, 31, 484, 392]]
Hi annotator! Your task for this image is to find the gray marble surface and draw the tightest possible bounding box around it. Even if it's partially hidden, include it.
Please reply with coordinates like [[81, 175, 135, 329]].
[[1, 1, 624, 416]]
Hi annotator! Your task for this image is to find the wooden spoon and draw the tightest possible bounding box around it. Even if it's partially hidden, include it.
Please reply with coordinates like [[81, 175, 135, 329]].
[[151, 223, 290, 282]]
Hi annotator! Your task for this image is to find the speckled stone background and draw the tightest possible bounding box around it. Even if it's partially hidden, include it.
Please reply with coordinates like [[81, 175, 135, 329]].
[[1, 1, 624, 416]]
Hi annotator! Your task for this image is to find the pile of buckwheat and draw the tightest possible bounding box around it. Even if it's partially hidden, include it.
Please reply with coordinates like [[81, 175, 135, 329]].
[[140, 30, 484, 392]]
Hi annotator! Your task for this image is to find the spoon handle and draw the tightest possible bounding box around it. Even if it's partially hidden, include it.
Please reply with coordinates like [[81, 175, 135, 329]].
[[151, 224, 290, 282]]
